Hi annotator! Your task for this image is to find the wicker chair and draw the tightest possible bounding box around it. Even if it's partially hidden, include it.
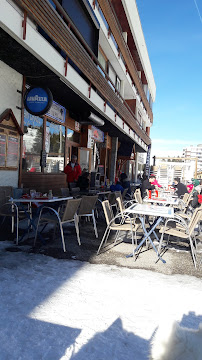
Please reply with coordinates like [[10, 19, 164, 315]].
[[77, 195, 98, 238], [34, 198, 82, 251], [159, 206, 202, 268], [97, 200, 139, 255]]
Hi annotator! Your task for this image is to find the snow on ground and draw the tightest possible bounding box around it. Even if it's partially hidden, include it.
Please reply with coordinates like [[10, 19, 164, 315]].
[[0, 241, 202, 360]]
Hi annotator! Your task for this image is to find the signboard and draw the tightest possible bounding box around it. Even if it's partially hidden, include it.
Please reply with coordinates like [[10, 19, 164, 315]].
[[75, 121, 80, 131], [91, 125, 104, 143], [7, 136, 19, 167], [0, 134, 6, 167], [24, 87, 53, 116], [145, 144, 151, 177], [46, 100, 66, 123]]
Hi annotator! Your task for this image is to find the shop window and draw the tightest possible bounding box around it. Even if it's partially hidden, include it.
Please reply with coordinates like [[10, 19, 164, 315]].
[[44, 121, 65, 173], [22, 110, 43, 172], [67, 128, 80, 143]]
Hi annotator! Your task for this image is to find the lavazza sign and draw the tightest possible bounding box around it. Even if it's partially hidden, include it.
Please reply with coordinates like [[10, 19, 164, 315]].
[[24, 87, 53, 116]]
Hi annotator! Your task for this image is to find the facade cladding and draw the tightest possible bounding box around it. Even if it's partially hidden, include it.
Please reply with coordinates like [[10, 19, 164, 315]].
[[0, 0, 155, 190]]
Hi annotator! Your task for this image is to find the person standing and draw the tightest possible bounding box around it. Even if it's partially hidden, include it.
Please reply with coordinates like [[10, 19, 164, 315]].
[[64, 155, 81, 187], [173, 177, 188, 198]]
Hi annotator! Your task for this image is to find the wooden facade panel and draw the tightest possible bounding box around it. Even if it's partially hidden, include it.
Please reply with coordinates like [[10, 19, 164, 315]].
[[15, 0, 151, 145], [21, 173, 67, 195]]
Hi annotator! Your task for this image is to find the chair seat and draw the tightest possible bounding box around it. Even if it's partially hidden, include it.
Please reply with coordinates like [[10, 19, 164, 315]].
[[110, 222, 139, 231], [159, 227, 188, 239]]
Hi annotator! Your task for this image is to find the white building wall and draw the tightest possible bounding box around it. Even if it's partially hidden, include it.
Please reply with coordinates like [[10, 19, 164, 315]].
[[0, 61, 22, 187]]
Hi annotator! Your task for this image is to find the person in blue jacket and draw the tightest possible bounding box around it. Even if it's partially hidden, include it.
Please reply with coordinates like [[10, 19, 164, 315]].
[[120, 173, 131, 194], [110, 181, 124, 193]]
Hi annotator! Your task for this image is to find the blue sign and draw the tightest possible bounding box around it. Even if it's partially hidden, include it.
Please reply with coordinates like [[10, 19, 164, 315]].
[[24, 87, 53, 116]]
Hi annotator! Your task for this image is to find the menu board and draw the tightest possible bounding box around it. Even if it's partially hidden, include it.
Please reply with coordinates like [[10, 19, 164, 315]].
[[7, 136, 19, 167], [0, 134, 6, 167]]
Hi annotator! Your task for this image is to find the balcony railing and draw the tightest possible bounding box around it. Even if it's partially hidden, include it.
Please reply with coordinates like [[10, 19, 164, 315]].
[[97, 0, 153, 122], [15, 0, 151, 145]]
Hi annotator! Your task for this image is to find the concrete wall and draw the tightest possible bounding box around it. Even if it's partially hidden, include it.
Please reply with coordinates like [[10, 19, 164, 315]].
[[0, 61, 22, 186]]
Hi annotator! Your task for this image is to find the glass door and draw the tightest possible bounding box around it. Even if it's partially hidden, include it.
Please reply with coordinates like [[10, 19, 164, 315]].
[[78, 148, 91, 171]]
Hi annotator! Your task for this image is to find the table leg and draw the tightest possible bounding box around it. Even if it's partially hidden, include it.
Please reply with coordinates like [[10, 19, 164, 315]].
[[126, 217, 166, 263]]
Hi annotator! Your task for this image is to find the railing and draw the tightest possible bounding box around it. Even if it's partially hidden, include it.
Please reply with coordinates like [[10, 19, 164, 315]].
[[14, 0, 151, 145]]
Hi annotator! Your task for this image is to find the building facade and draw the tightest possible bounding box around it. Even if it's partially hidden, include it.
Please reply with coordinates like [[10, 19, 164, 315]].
[[182, 145, 202, 173], [0, 0, 156, 192]]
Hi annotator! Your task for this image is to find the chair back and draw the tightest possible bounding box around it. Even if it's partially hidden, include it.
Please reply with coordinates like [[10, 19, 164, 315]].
[[122, 188, 128, 200], [116, 196, 125, 217], [78, 195, 98, 215], [69, 182, 77, 190], [134, 188, 142, 204], [13, 188, 23, 199], [102, 200, 114, 226], [61, 198, 81, 222], [108, 192, 116, 205], [70, 187, 80, 197], [182, 192, 189, 205], [61, 188, 70, 197], [188, 205, 202, 235]]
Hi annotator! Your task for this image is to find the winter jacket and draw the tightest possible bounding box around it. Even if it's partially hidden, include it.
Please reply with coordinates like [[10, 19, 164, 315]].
[[141, 179, 155, 198], [64, 162, 82, 183], [151, 179, 162, 188], [174, 182, 188, 198]]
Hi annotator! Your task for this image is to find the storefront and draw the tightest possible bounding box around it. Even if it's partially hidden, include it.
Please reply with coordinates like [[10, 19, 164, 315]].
[[21, 96, 85, 193], [20, 93, 112, 192]]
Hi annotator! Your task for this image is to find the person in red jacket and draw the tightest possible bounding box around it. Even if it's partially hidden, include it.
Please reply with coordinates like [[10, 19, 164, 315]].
[[64, 155, 82, 186]]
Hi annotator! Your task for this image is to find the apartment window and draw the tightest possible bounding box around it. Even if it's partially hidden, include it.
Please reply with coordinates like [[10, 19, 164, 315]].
[[98, 48, 107, 72], [108, 63, 116, 86], [116, 76, 121, 93]]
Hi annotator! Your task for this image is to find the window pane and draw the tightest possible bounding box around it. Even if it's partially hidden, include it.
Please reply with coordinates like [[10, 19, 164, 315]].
[[45, 121, 65, 173], [67, 128, 80, 143], [22, 110, 43, 172], [98, 49, 106, 71], [108, 64, 116, 85]]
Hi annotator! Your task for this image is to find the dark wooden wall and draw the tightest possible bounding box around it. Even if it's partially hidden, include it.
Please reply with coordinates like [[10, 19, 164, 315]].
[[21, 173, 67, 195]]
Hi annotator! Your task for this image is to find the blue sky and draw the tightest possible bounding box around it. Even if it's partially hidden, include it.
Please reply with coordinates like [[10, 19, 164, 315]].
[[136, 0, 202, 158]]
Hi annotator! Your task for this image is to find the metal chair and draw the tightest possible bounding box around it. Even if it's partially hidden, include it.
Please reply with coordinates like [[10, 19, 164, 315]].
[[134, 188, 143, 204], [34, 198, 82, 251], [97, 200, 139, 255], [77, 195, 98, 238], [61, 188, 70, 197], [70, 187, 80, 197], [159, 206, 202, 268], [0, 201, 29, 244]]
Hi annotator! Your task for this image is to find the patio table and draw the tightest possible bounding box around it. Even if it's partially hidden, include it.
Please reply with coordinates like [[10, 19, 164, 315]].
[[124, 203, 174, 263], [9, 196, 73, 241], [143, 196, 179, 206]]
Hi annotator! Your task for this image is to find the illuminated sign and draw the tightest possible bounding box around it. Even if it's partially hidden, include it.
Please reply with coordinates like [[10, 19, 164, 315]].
[[24, 87, 53, 116]]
